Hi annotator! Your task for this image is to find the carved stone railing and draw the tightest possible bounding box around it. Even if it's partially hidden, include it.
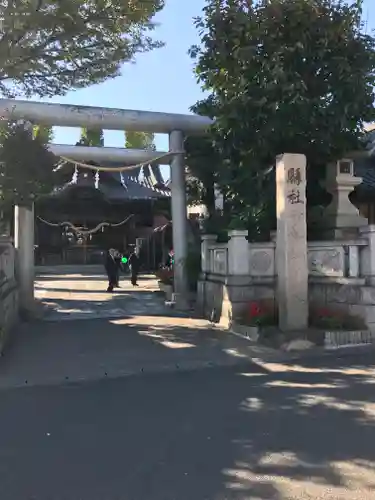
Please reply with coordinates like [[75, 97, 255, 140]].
[[205, 247, 228, 275], [198, 228, 375, 327], [307, 240, 367, 283], [248, 242, 276, 279], [202, 232, 277, 281], [201, 231, 369, 284], [207, 244, 228, 275]]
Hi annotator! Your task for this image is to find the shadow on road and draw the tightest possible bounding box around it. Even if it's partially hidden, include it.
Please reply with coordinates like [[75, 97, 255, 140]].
[[2, 271, 375, 498], [0, 350, 375, 499]]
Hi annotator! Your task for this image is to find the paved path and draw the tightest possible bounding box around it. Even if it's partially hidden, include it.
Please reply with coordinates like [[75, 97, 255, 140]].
[[1, 355, 375, 499], [0, 271, 264, 388], [1, 269, 375, 498], [34, 271, 170, 321]]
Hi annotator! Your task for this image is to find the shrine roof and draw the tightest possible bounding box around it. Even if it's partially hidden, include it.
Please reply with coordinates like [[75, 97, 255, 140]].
[[354, 159, 375, 192], [353, 130, 375, 192], [50, 163, 170, 202]]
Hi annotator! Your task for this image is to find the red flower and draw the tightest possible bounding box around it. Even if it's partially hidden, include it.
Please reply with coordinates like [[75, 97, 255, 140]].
[[318, 308, 331, 317], [249, 302, 262, 317]]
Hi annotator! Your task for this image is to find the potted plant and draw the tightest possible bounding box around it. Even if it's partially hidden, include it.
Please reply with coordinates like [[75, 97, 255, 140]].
[[155, 267, 173, 300]]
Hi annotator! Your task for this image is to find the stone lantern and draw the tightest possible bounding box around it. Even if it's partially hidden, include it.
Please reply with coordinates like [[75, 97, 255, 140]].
[[321, 158, 367, 238]]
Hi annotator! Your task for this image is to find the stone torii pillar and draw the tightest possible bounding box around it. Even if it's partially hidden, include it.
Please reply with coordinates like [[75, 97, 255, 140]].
[[169, 130, 189, 309], [13, 121, 36, 313], [14, 204, 35, 313]]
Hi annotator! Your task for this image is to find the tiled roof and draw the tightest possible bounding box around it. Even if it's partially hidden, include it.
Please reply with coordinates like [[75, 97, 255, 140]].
[[354, 158, 375, 192], [354, 130, 375, 192]]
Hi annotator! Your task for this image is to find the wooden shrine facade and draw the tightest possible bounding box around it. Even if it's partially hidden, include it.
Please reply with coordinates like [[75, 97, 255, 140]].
[[35, 163, 171, 267]]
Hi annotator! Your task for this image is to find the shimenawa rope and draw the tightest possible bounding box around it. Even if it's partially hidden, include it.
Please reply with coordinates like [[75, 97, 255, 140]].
[[56, 151, 184, 173], [37, 214, 134, 236]]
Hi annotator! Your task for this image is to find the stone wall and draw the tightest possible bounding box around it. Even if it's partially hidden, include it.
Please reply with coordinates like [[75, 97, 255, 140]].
[[199, 273, 375, 330], [198, 274, 275, 324], [309, 283, 375, 330], [197, 228, 375, 330], [198, 231, 277, 326], [0, 240, 19, 352]]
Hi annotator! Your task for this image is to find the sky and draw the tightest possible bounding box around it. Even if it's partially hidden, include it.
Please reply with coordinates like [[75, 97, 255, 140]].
[[41, 0, 207, 180], [38, 0, 375, 179]]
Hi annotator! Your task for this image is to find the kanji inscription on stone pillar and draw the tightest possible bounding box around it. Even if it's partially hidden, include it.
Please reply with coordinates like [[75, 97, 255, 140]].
[[276, 153, 308, 331]]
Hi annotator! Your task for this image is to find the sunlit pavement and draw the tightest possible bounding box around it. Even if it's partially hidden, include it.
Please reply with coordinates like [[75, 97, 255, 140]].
[[0, 272, 266, 388], [34, 271, 171, 321], [1, 356, 375, 499]]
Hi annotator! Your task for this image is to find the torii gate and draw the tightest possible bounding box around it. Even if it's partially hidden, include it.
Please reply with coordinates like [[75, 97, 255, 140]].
[[0, 99, 213, 310]]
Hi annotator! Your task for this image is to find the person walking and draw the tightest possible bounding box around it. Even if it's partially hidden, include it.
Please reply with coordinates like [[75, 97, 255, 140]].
[[114, 250, 122, 288], [165, 249, 174, 270], [104, 248, 121, 292], [128, 249, 140, 286]]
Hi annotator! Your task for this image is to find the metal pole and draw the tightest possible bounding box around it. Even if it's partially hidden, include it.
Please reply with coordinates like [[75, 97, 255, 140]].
[[169, 130, 189, 309], [14, 204, 35, 312]]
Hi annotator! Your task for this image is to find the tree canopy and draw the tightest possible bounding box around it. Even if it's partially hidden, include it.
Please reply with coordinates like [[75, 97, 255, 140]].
[[33, 124, 54, 144], [79, 127, 104, 147], [125, 131, 156, 150], [0, 122, 57, 207], [0, 0, 164, 97], [77, 129, 156, 149], [185, 135, 218, 214], [190, 0, 375, 236]]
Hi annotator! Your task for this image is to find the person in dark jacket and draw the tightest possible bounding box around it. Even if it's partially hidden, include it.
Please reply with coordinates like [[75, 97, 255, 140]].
[[104, 248, 121, 292], [165, 249, 174, 269], [128, 250, 140, 286], [113, 251, 122, 287]]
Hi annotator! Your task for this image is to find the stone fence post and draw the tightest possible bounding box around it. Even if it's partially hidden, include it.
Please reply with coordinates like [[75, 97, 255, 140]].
[[228, 230, 249, 275], [197, 234, 217, 316], [360, 226, 375, 285], [201, 234, 217, 275]]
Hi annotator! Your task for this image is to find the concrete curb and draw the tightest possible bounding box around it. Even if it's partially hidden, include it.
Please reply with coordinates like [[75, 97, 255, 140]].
[[226, 325, 375, 364], [284, 343, 375, 362]]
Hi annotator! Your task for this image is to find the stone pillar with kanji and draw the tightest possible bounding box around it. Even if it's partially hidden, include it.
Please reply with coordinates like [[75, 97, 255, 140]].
[[276, 153, 308, 331]]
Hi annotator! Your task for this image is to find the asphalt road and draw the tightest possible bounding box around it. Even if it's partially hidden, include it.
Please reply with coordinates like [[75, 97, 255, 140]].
[[1, 355, 375, 500]]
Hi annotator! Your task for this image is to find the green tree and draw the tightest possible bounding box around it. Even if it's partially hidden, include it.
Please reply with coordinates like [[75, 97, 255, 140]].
[[79, 127, 104, 147], [185, 135, 218, 216], [33, 124, 54, 143], [0, 122, 57, 207], [0, 0, 164, 97], [190, 0, 375, 237], [125, 131, 156, 150], [124, 131, 158, 180]]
